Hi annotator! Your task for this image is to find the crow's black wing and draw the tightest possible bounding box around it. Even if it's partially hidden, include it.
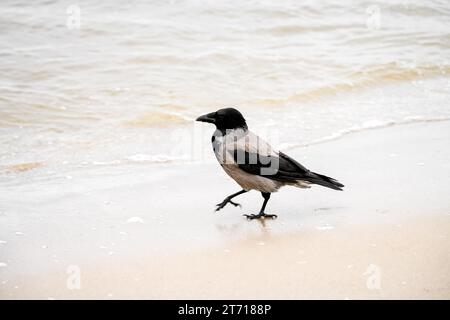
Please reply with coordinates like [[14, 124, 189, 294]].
[[232, 150, 344, 190]]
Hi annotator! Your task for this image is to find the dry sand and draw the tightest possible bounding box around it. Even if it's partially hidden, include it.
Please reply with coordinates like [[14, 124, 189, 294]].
[[1, 120, 449, 299]]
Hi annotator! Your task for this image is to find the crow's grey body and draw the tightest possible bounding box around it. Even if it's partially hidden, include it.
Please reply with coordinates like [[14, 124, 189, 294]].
[[212, 128, 312, 193]]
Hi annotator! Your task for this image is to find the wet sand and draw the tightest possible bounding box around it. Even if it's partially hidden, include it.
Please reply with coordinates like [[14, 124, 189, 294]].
[[1, 120, 449, 299]]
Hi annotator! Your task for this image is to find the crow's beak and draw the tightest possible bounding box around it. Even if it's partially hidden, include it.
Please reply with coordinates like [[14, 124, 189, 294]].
[[196, 112, 216, 124]]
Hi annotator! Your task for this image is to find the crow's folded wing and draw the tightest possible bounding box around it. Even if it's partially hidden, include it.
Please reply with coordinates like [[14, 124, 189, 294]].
[[231, 149, 344, 190], [232, 149, 310, 182]]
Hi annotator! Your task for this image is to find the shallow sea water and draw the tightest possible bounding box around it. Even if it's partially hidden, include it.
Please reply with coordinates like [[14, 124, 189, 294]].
[[0, 0, 449, 184]]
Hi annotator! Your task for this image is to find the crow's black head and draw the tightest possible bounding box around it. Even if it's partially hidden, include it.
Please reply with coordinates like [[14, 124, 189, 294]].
[[196, 108, 247, 131]]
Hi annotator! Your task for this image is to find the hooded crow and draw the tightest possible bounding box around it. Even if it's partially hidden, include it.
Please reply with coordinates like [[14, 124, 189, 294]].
[[196, 108, 344, 220]]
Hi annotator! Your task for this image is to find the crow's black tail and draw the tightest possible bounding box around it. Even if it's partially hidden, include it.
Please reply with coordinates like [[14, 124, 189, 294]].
[[305, 172, 344, 191]]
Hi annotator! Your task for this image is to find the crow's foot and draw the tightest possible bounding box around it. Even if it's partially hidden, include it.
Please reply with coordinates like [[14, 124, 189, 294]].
[[244, 213, 278, 220], [215, 198, 241, 211]]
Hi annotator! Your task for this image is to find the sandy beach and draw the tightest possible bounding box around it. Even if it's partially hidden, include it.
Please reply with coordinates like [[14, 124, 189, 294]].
[[1, 120, 449, 299]]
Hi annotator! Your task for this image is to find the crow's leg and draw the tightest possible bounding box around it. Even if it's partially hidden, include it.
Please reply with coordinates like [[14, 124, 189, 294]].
[[216, 189, 247, 211], [244, 192, 277, 220]]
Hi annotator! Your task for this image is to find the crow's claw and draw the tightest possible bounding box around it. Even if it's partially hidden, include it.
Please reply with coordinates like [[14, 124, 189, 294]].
[[215, 198, 242, 211], [229, 200, 241, 208], [244, 213, 278, 220]]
